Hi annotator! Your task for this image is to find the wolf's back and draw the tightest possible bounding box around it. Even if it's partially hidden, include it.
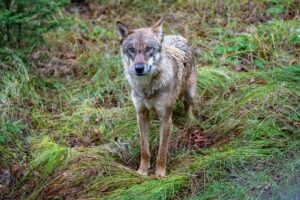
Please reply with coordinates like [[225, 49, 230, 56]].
[[163, 35, 195, 74], [163, 35, 191, 54]]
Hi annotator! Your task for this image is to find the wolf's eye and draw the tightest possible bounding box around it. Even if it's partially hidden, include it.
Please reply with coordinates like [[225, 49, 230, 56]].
[[128, 47, 135, 54], [145, 46, 153, 53]]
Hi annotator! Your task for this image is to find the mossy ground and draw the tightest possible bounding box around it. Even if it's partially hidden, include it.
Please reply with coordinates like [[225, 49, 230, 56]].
[[1, 0, 300, 199]]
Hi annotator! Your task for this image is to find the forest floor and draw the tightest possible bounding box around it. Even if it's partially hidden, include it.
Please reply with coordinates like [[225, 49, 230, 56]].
[[1, 1, 300, 199]]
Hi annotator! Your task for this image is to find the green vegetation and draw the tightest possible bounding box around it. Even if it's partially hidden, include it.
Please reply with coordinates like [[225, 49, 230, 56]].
[[1, 0, 300, 199]]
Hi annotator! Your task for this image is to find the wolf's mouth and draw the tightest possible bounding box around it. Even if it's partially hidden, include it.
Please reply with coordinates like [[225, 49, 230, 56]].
[[135, 65, 152, 76]]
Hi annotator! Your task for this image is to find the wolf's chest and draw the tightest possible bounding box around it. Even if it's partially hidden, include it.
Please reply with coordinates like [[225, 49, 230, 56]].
[[129, 76, 166, 98], [133, 95, 167, 113], [131, 93, 156, 110], [144, 97, 164, 110]]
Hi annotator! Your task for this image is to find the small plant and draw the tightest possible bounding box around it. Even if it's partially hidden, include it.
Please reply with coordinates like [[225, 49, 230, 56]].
[[0, 0, 67, 49]]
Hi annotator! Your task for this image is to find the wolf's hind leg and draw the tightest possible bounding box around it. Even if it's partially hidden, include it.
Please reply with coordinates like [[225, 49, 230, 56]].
[[184, 80, 196, 119]]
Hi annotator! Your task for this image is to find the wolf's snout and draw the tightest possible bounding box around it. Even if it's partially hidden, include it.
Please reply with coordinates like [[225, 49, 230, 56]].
[[134, 63, 145, 75]]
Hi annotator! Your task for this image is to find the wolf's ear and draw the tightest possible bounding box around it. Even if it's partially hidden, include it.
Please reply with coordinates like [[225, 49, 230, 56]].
[[116, 21, 129, 39], [151, 15, 165, 41]]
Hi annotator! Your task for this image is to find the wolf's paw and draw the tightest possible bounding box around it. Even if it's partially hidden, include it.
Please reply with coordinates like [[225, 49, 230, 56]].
[[187, 106, 195, 119], [137, 168, 148, 176], [155, 168, 166, 178]]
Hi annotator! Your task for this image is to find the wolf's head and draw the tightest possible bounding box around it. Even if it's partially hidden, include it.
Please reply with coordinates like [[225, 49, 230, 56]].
[[116, 16, 165, 77]]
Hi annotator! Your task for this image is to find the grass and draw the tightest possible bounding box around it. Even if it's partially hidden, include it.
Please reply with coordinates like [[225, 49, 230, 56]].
[[1, 0, 300, 199]]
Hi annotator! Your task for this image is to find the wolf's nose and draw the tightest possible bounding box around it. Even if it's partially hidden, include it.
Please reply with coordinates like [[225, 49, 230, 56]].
[[134, 63, 145, 75]]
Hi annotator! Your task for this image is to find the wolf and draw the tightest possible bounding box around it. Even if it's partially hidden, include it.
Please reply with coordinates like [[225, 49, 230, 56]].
[[116, 16, 196, 178]]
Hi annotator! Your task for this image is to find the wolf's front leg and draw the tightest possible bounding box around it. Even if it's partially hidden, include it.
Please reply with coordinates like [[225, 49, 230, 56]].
[[137, 108, 150, 176], [155, 107, 173, 178]]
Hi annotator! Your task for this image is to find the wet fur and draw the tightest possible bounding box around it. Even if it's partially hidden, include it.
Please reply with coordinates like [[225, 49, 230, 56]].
[[117, 18, 196, 178], [123, 36, 195, 107]]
